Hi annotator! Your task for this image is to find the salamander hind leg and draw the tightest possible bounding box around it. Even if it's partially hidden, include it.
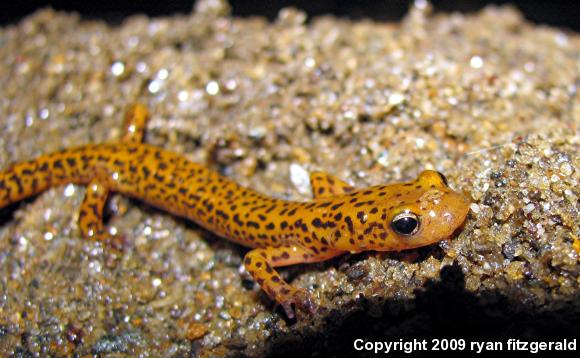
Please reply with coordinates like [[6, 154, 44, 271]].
[[310, 171, 354, 198], [78, 179, 110, 241], [121, 104, 149, 144]]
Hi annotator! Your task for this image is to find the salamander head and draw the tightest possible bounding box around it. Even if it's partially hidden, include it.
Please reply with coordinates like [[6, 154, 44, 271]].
[[333, 170, 470, 252]]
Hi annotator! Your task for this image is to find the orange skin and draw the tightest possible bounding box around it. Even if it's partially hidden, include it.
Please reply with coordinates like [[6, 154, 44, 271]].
[[0, 105, 470, 318]]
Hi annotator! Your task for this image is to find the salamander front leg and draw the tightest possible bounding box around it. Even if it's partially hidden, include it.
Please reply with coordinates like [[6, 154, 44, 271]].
[[78, 180, 110, 241], [309, 171, 354, 198], [243, 245, 342, 319]]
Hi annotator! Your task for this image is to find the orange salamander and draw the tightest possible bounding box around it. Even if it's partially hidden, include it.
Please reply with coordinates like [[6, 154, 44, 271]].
[[0, 104, 470, 318]]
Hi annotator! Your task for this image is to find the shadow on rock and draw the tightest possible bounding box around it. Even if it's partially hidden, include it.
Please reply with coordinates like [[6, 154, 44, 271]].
[[265, 264, 580, 357]]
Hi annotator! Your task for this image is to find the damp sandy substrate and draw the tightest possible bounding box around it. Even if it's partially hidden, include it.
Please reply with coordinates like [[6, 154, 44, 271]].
[[0, 0, 578, 356]]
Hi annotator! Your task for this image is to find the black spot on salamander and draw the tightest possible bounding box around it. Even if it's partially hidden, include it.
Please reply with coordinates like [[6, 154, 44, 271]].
[[312, 218, 323, 228], [142, 166, 151, 179], [166, 194, 178, 203], [216, 210, 229, 220], [363, 190, 373, 195], [266, 222, 275, 230], [9, 174, 23, 195], [182, 200, 196, 209], [281, 252, 290, 259], [279, 208, 288, 215], [280, 221, 288, 229], [287, 208, 298, 216], [317, 202, 332, 208], [158, 162, 168, 170], [38, 162, 49, 172], [334, 230, 341, 239], [305, 203, 317, 210], [364, 226, 374, 235], [324, 221, 337, 228], [247, 221, 260, 229], [331, 202, 344, 211], [265, 204, 277, 213], [333, 213, 342, 221], [370, 207, 378, 214], [294, 218, 303, 228], [53, 160, 63, 169], [345, 216, 354, 234], [233, 214, 244, 226], [188, 193, 201, 201], [357, 211, 367, 224], [349, 197, 358, 204], [178, 187, 187, 194], [258, 214, 266, 221], [31, 178, 38, 191], [87, 203, 99, 217]]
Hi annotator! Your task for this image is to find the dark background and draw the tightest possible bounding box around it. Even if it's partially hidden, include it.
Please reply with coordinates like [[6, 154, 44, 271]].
[[1, 0, 579, 32]]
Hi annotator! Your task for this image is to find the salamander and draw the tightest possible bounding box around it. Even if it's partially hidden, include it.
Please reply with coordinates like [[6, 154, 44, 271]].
[[0, 104, 470, 318]]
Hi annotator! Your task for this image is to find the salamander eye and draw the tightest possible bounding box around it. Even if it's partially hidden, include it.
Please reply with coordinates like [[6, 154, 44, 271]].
[[391, 213, 420, 236], [437, 172, 449, 186]]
